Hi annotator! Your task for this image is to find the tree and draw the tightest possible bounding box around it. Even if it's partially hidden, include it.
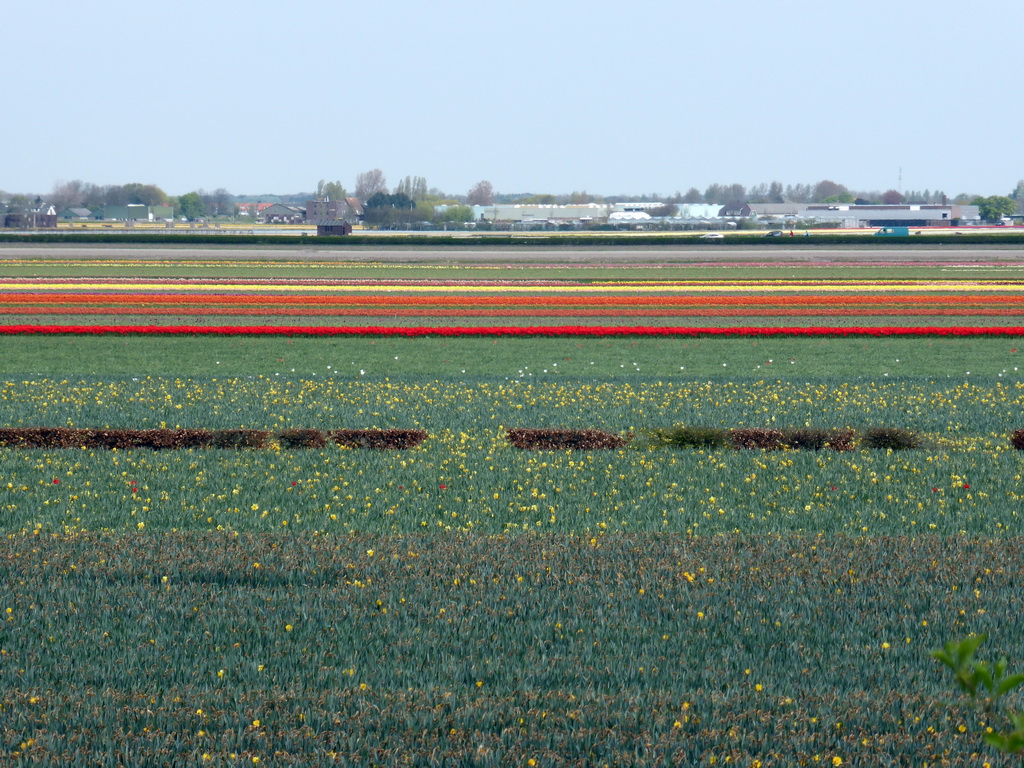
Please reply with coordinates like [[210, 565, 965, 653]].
[[520, 194, 557, 204], [467, 180, 494, 206], [723, 183, 746, 202], [786, 183, 812, 204], [1010, 180, 1024, 214], [438, 205, 473, 223], [395, 176, 428, 202], [122, 183, 167, 206], [354, 169, 387, 202], [821, 192, 855, 204], [82, 184, 107, 210], [703, 184, 725, 204], [363, 191, 415, 226], [199, 188, 234, 217], [881, 189, 904, 205], [316, 180, 347, 201], [649, 203, 678, 217], [6, 194, 31, 213], [812, 180, 848, 203], [767, 181, 785, 204], [973, 195, 1017, 222], [365, 192, 414, 210], [747, 183, 769, 203], [49, 179, 89, 211], [681, 187, 703, 204], [414, 201, 435, 222], [178, 191, 206, 220]]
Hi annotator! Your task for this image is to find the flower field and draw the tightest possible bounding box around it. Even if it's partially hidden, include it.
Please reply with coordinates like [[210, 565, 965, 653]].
[[5, 532, 1024, 766], [2, 256, 1024, 332], [3, 250, 1024, 765]]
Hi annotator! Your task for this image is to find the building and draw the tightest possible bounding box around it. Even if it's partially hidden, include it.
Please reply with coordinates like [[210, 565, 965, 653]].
[[316, 221, 353, 236], [93, 204, 173, 222], [799, 204, 974, 228], [471, 203, 611, 223], [258, 204, 305, 224], [747, 203, 980, 227], [58, 207, 93, 220], [747, 204, 806, 221], [345, 197, 364, 219], [718, 201, 753, 217], [4, 200, 57, 229], [236, 202, 275, 217], [305, 199, 355, 223]]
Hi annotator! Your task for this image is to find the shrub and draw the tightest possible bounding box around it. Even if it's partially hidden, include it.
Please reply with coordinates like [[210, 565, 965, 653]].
[[0, 428, 218, 449], [1011, 430, 1024, 450], [208, 430, 270, 449], [823, 428, 857, 452], [505, 428, 631, 450], [0, 427, 84, 449], [648, 425, 731, 449], [274, 429, 327, 449], [85, 430, 156, 450], [731, 428, 785, 450], [329, 429, 428, 450], [861, 427, 923, 450], [168, 429, 217, 449], [781, 428, 830, 450], [782, 428, 857, 452]]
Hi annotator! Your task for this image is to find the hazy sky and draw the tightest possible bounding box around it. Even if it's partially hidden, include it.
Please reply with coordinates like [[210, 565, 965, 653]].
[[6, 0, 1022, 198]]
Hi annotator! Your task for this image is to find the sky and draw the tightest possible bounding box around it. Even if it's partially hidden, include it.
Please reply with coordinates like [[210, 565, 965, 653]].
[[5, 0, 1022, 199]]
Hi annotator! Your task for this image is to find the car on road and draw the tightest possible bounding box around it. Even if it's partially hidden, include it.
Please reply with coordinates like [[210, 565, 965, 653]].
[[764, 230, 784, 237], [699, 232, 724, 239]]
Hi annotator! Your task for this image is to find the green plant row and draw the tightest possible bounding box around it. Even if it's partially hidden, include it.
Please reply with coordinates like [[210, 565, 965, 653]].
[[4, 231, 1024, 246]]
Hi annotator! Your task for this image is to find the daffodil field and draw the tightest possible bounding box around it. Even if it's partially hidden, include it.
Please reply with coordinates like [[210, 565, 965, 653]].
[[3, 250, 1024, 765]]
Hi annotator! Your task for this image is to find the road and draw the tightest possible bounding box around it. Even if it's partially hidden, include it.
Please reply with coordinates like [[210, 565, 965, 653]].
[[0, 242, 1022, 263]]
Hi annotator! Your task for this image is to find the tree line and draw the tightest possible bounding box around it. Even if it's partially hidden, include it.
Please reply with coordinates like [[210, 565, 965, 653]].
[[3, 174, 1022, 222], [0, 181, 235, 221]]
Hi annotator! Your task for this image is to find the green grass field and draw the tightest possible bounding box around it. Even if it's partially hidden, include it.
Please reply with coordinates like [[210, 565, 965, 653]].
[[3, 248, 1024, 766], [0, 334, 1021, 379]]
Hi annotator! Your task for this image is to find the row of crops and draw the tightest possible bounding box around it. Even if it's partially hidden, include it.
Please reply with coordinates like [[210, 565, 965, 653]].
[[3, 532, 1020, 766], [1, 424, 1019, 536], [5, 425, 1023, 452], [0, 377, 1020, 538], [5, 269, 1024, 333], [3, 376, 1024, 433]]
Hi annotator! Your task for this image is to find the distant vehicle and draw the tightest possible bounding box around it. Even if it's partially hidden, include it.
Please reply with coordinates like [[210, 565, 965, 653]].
[[874, 226, 910, 237], [700, 232, 724, 239], [764, 230, 784, 237]]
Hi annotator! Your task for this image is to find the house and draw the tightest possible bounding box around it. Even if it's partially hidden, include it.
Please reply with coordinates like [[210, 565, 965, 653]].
[[259, 204, 305, 224], [236, 202, 275, 217], [4, 200, 57, 229], [719, 201, 753, 217], [58, 207, 93, 220], [305, 199, 353, 223], [345, 197, 364, 218]]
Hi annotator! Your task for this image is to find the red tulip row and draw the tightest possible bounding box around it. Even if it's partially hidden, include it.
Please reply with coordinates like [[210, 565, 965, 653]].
[[1, 324, 1024, 337]]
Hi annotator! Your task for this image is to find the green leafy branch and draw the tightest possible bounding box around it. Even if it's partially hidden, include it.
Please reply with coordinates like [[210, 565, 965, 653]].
[[932, 634, 1024, 754]]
